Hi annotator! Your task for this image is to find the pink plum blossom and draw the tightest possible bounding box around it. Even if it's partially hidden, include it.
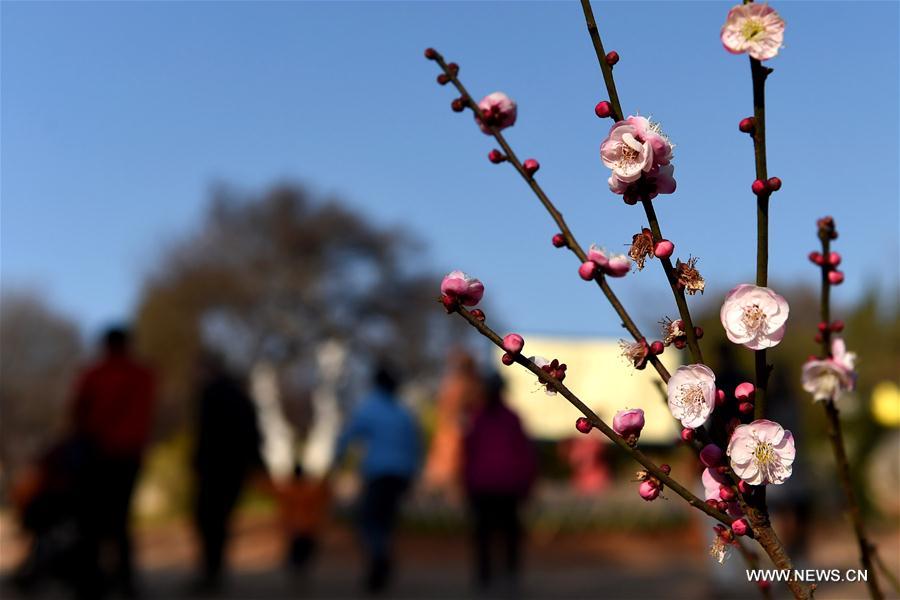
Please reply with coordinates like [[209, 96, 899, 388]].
[[613, 408, 645, 439], [639, 480, 659, 501], [702, 467, 730, 501], [721, 3, 785, 62], [601, 116, 676, 199], [475, 92, 517, 134], [720, 284, 789, 350], [727, 419, 795, 486], [441, 271, 485, 307], [667, 364, 717, 428], [801, 337, 857, 402], [588, 245, 631, 277]]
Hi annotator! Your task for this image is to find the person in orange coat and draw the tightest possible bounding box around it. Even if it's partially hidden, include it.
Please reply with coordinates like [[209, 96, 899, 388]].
[[278, 464, 330, 573], [423, 349, 484, 500], [69, 326, 156, 599]]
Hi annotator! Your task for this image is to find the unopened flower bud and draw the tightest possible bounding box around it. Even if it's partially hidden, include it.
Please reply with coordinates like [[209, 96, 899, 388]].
[[716, 501, 730, 515], [719, 486, 736, 501], [639, 480, 659, 501], [575, 417, 593, 434], [653, 239, 674, 259], [738, 480, 750, 494], [450, 98, 465, 112], [501, 353, 514, 366], [731, 518, 749, 537], [488, 149, 506, 164], [594, 101, 612, 119], [674, 338, 687, 350], [523, 158, 540, 177], [700, 444, 724, 468], [814, 332, 823, 344], [502, 333, 525, 355], [817, 321, 828, 333], [605, 50, 619, 66], [613, 408, 645, 444], [766, 177, 782, 191], [681, 428, 695, 442], [828, 252, 842, 267], [738, 117, 755, 134], [424, 47, 438, 60], [715, 389, 726, 407], [447, 62, 459, 75], [660, 464, 671, 475], [828, 270, 845, 285], [470, 309, 485, 321], [808, 251, 824, 265], [751, 179, 767, 195], [694, 326, 704, 339], [578, 261, 597, 281], [650, 340, 664, 355], [437, 73, 450, 85], [552, 233, 566, 248], [831, 320, 844, 332], [734, 382, 755, 401], [738, 401, 754, 414]]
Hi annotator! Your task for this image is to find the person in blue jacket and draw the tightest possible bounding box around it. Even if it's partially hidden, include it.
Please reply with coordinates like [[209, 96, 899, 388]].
[[334, 365, 421, 594]]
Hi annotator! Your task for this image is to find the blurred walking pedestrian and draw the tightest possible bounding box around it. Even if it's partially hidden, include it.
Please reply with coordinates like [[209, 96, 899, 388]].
[[69, 326, 156, 599], [278, 463, 330, 575], [333, 365, 421, 595], [423, 349, 484, 501], [463, 372, 537, 595], [191, 351, 263, 592]]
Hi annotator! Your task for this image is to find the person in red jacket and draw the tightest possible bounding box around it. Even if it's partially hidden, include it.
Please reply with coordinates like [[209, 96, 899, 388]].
[[69, 326, 156, 599]]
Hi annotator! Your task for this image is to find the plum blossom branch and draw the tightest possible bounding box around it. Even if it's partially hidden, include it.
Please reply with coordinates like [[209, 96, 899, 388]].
[[811, 218, 884, 600], [578, 1, 705, 366], [427, 50, 671, 383], [449, 301, 732, 525]]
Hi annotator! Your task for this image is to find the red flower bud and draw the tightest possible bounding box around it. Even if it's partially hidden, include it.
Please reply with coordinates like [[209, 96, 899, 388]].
[[694, 326, 704, 339], [681, 428, 695, 442], [808, 251, 824, 265], [578, 261, 597, 281], [719, 486, 736, 501], [751, 179, 767, 195], [450, 98, 465, 112], [470, 309, 485, 322], [732, 518, 749, 537], [738, 480, 750, 495], [575, 417, 593, 434], [828, 270, 845, 285], [436, 73, 450, 85], [605, 50, 619, 66], [552, 233, 566, 248], [650, 340, 664, 355], [814, 333, 823, 344], [488, 149, 506, 164], [828, 252, 842, 267], [594, 101, 612, 119], [501, 353, 515, 366], [523, 158, 540, 177], [447, 62, 459, 74], [831, 320, 844, 332], [653, 239, 674, 259], [817, 322, 828, 333], [424, 48, 438, 60], [673, 338, 686, 350], [660, 464, 671, 475], [738, 401, 754, 414], [766, 177, 782, 191], [715, 389, 726, 407], [738, 117, 755, 134]]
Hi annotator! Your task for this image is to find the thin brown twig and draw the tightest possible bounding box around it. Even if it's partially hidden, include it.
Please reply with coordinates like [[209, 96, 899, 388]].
[[816, 224, 883, 600], [431, 51, 671, 383]]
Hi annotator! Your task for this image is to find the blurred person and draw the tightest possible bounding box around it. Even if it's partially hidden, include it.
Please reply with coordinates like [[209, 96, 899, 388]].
[[333, 365, 421, 595], [463, 372, 537, 594], [69, 326, 156, 598], [423, 349, 484, 501], [191, 352, 263, 592], [278, 463, 330, 574]]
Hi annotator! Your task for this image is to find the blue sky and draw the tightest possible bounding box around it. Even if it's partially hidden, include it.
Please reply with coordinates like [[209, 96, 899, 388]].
[[2, 1, 898, 339]]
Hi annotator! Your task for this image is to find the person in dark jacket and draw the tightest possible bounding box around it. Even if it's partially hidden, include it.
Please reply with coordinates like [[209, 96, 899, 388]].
[[463, 372, 537, 593], [191, 352, 263, 591]]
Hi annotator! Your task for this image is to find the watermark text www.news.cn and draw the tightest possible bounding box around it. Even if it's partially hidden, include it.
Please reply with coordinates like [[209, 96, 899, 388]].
[[747, 569, 868, 583]]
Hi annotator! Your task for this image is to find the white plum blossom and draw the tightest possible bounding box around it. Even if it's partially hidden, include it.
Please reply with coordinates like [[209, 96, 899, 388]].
[[802, 338, 857, 402], [720, 284, 789, 350], [727, 419, 795, 486], [667, 364, 716, 428]]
